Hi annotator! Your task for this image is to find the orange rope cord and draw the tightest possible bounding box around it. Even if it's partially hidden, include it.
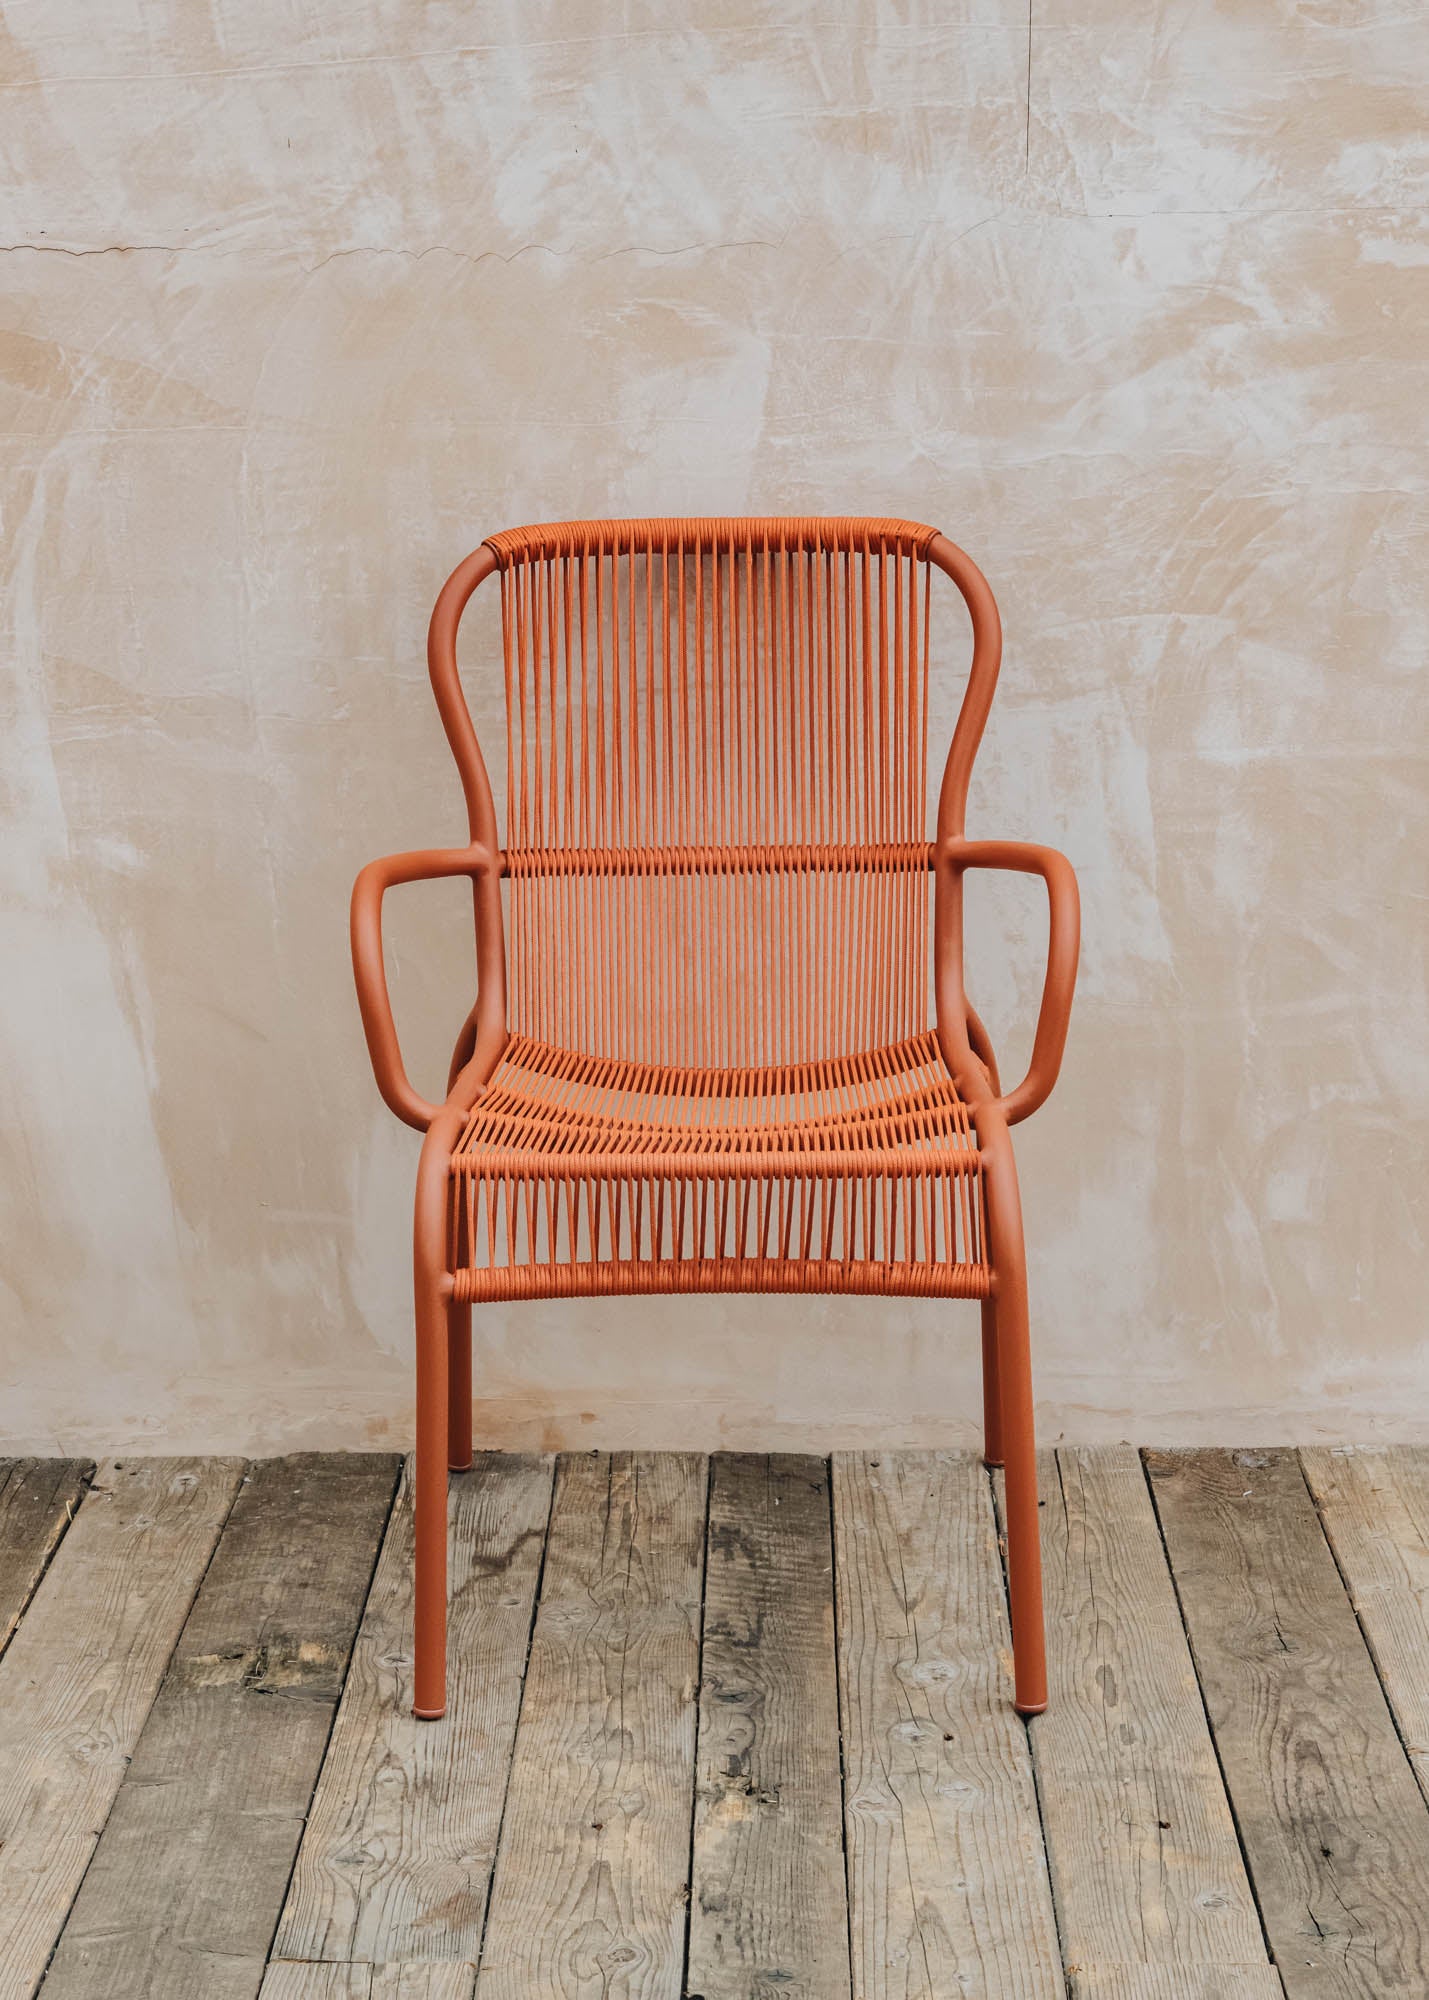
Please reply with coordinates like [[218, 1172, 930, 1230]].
[[492, 524, 935, 1070], [450, 1034, 986, 1303], [436, 516, 988, 1302]]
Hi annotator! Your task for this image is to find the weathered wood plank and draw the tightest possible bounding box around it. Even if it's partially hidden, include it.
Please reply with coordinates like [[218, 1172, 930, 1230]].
[[0, 1457, 243, 1997], [1007, 1448, 1268, 1983], [476, 1452, 706, 1999], [0, 1458, 93, 1657], [1300, 1446, 1429, 1799], [276, 1454, 553, 1965], [1067, 1967, 1285, 2000], [836, 1451, 1061, 2000], [687, 1453, 849, 1998], [43, 1454, 401, 2000], [259, 1965, 476, 1998], [1148, 1447, 1429, 1998]]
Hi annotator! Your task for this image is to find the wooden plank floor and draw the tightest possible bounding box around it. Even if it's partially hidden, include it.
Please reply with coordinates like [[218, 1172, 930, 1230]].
[[5, 1450, 1429, 1997]]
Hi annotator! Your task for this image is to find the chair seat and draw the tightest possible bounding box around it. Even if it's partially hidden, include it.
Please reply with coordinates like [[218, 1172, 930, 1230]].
[[447, 1029, 989, 1302]]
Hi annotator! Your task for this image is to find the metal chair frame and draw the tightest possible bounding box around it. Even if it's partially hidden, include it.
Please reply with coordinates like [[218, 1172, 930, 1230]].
[[351, 517, 1079, 1719]]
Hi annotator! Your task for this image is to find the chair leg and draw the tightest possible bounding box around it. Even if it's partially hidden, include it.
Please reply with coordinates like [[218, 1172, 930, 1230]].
[[980, 1295, 1004, 1469], [981, 1138, 1048, 1717], [413, 1123, 455, 1722], [447, 1298, 473, 1473], [413, 1275, 449, 1720]]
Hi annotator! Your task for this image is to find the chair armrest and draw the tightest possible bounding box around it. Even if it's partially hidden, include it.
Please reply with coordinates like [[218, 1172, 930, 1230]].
[[937, 837, 1080, 1126], [351, 844, 497, 1132]]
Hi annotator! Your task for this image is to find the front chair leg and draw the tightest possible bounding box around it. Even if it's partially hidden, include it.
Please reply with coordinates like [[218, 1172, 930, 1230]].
[[413, 1275, 450, 1719], [447, 1297, 473, 1472], [413, 1123, 457, 1721], [981, 1142, 1048, 1716]]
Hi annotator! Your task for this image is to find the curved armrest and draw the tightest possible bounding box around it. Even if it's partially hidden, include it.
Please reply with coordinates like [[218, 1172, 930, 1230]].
[[351, 844, 496, 1132], [938, 837, 1080, 1126]]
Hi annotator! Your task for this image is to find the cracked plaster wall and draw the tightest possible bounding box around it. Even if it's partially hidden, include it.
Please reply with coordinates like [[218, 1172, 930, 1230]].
[[1, 2, 1426, 1452]]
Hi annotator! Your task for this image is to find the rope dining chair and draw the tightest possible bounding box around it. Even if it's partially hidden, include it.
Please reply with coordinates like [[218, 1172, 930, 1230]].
[[351, 518, 1079, 1720]]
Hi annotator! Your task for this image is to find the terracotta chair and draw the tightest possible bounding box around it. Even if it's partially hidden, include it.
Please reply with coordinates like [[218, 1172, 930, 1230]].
[[351, 517, 1078, 1719]]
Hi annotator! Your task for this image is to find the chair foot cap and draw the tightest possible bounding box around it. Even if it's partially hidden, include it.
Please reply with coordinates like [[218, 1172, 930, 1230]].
[[413, 1704, 446, 1720], [1015, 1699, 1048, 1717], [448, 1458, 474, 1473], [983, 1456, 1004, 1470]]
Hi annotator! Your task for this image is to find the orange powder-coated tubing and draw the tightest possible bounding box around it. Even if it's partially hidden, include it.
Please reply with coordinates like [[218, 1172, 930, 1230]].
[[351, 517, 1079, 1720]]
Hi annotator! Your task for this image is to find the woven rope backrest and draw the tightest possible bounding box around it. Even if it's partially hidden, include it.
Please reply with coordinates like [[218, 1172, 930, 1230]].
[[483, 517, 940, 1070]]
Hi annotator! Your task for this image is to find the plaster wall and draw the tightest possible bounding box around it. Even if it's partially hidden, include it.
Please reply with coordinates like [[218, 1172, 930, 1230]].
[[2, 2, 1426, 1451]]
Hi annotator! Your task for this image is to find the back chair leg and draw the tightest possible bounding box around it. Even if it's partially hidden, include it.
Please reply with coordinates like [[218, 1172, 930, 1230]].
[[981, 1140, 1048, 1716], [980, 1295, 1004, 1469], [447, 1298, 473, 1472]]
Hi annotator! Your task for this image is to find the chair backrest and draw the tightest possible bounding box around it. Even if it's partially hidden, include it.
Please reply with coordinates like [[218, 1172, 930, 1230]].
[[429, 517, 1001, 1072]]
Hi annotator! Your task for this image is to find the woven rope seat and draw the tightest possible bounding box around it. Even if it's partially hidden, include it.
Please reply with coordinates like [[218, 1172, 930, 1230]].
[[449, 1029, 986, 1303], [351, 514, 1078, 1720]]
